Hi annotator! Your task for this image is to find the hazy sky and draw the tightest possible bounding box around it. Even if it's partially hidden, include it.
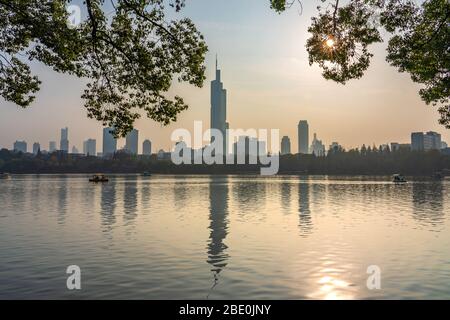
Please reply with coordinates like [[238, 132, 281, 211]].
[[0, 0, 448, 153]]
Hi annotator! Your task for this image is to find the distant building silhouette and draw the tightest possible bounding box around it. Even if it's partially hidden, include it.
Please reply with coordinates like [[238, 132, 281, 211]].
[[310, 133, 325, 156], [71, 145, 79, 154], [143, 139, 152, 156], [281, 136, 291, 155], [411, 131, 441, 151], [102, 127, 117, 157], [125, 129, 139, 155], [426, 131, 441, 150], [13, 140, 27, 153], [32, 142, 40, 155], [232, 136, 265, 158], [298, 120, 309, 154], [60, 127, 69, 152], [211, 56, 228, 154], [83, 139, 96, 156], [49, 141, 56, 152]]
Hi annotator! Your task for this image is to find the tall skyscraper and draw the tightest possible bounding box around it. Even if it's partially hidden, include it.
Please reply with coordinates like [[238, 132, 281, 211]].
[[211, 56, 228, 154], [49, 141, 56, 152], [298, 120, 309, 154], [83, 139, 96, 156], [32, 142, 40, 155], [13, 141, 27, 153], [125, 129, 139, 155], [143, 139, 152, 156], [102, 127, 117, 157], [60, 127, 69, 152], [281, 136, 291, 155]]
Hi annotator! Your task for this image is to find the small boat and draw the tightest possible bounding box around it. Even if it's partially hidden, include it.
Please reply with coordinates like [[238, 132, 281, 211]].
[[142, 171, 152, 177], [432, 171, 444, 180], [392, 174, 407, 183], [89, 174, 109, 182], [0, 172, 10, 179]]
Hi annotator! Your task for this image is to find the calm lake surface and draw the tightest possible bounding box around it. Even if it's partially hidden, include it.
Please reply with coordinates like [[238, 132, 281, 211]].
[[0, 175, 449, 299]]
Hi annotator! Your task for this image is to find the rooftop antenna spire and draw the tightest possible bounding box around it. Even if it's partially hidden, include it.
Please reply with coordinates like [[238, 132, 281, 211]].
[[216, 54, 218, 71]]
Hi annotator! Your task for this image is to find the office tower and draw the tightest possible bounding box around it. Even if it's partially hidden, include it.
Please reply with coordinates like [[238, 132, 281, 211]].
[[211, 56, 228, 154], [310, 133, 325, 156], [411, 132, 424, 151], [298, 120, 309, 154], [13, 141, 27, 153], [102, 127, 117, 157], [125, 129, 139, 155], [32, 142, 40, 155], [83, 139, 96, 156], [412, 131, 442, 151], [425, 131, 441, 150], [60, 127, 69, 152], [281, 136, 291, 155], [49, 141, 56, 152], [143, 139, 152, 156], [442, 141, 448, 149]]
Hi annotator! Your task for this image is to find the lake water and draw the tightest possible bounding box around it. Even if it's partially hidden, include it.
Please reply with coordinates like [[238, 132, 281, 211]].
[[0, 175, 449, 299]]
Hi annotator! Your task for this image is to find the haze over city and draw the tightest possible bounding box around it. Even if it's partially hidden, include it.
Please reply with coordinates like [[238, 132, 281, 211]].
[[0, 0, 448, 154]]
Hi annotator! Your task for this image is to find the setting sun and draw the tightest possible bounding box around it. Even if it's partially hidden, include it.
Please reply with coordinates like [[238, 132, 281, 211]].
[[326, 38, 335, 48]]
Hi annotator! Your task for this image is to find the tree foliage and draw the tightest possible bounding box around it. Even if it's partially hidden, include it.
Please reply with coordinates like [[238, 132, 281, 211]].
[[273, 0, 450, 128], [1, 0, 448, 133], [0, 0, 207, 137]]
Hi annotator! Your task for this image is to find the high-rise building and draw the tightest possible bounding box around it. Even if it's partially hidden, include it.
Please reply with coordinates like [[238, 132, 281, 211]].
[[411, 131, 441, 151], [60, 127, 69, 152], [298, 120, 309, 154], [13, 141, 27, 153], [211, 56, 228, 154], [102, 127, 117, 157], [411, 132, 424, 151], [310, 133, 325, 156], [32, 142, 40, 155], [125, 129, 139, 155], [232, 136, 265, 158], [143, 139, 152, 156], [83, 139, 96, 156], [281, 136, 291, 155], [426, 131, 441, 150], [49, 141, 57, 152], [442, 141, 448, 149]]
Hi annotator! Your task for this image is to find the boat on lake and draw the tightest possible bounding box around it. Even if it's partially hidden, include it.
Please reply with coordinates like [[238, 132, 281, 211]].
[[0, 172, 10, 179], [392, 174, 407, 183], [89, 174, 109, 182]]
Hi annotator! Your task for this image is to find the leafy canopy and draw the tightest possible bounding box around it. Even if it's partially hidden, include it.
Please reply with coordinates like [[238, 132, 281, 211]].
[[272, 0, 450, 128], [1, 0, 448, 134], [0, 0, 207, 137]]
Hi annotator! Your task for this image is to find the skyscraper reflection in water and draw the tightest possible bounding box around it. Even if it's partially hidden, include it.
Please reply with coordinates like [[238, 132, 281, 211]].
[[412, 181, 444, 230], [100, 182, 117, 232], [298, 180, 313, 237], [206, 176, 230, 295]]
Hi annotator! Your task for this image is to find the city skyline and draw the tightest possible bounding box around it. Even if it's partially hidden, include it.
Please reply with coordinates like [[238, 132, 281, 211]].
[[0, 0, 449, 152]]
